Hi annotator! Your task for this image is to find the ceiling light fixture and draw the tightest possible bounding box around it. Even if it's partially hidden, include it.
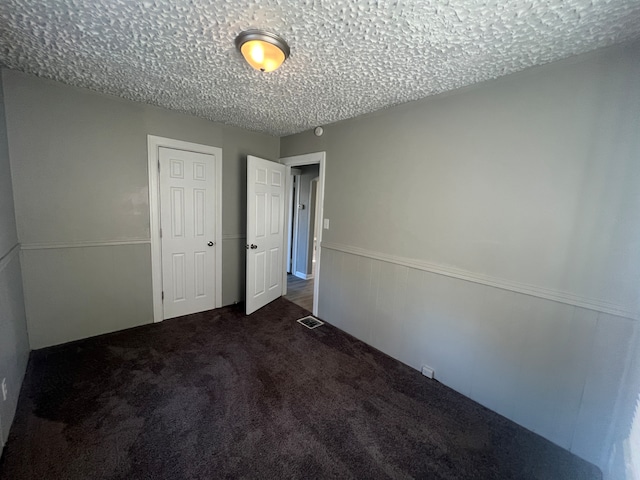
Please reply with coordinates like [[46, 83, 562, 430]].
[[235, 29, 290, 72]]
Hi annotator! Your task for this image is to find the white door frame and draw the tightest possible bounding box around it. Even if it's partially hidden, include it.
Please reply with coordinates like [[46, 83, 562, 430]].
[[147, 135, 223, 323], [280, 152, 326, 317]]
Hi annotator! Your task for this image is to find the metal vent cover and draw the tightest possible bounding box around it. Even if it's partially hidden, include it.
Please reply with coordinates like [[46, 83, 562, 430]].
[[297, 316, 324, 330]]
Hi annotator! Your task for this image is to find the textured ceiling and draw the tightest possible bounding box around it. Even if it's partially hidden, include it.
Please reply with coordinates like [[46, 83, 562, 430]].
[[1, 1, 640, 136]]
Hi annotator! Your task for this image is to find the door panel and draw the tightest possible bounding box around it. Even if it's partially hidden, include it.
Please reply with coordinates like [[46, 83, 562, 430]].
[[269, 248, 280, 289], [194, 189, 205, 236], [271, 194, 281, 234], [160, 147, 217, 319], [256, 192, 267, 238], [246, 155, 286, 314], [255, 251, 266, 295], [172, 253, 186, 301]]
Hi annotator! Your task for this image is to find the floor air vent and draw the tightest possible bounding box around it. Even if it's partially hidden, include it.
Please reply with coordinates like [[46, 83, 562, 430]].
[[297, 316, 324, 329]]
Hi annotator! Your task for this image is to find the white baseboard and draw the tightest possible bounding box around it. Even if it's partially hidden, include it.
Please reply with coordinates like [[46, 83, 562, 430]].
[[294, 271, 314, 280]]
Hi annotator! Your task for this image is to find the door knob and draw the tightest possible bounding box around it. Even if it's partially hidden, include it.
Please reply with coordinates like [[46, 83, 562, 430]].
[[207, 241, 214, 246], [251, 244, 258, 249]]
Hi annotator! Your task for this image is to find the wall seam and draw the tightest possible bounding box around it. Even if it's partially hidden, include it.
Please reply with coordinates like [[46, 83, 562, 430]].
[[568, 312, 601, 456], [0, 243, 19, 271]]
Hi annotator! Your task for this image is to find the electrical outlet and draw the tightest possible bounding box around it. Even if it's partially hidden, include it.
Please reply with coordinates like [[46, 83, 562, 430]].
[[421, 365, 435, 379], [1, 378, 7, 401]]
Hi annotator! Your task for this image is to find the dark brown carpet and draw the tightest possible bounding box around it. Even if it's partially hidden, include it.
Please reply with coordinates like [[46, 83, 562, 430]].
[[0, 298, 601, 479]]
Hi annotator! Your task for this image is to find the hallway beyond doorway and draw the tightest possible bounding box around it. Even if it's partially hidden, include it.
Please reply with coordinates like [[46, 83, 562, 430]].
[[284, 274, 314, 312]]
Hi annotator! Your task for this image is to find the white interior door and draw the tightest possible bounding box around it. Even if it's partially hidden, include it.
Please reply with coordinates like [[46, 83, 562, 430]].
[[246, 155, 286, 314], [160, 147, 217, 319]]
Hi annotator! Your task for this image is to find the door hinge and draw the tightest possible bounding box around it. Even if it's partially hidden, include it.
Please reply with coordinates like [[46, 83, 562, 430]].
[[161, 291, 164, 301], [158, 160, 161, 171], [160, 228, 162, 238]]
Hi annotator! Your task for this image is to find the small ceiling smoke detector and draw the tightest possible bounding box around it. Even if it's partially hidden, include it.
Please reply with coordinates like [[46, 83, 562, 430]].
[[235, 29, 290, 72]]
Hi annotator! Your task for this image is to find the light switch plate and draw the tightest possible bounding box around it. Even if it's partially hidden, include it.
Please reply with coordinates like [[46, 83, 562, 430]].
[[323, 218, 330, 229]]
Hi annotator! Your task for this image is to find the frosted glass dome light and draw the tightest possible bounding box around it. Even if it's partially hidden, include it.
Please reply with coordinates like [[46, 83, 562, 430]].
[[235, 30, 290, 72]]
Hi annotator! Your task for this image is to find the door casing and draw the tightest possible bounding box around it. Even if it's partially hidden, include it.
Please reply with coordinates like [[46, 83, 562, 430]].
[[148, 135, 223, 323], [281, 152, 326, 317]]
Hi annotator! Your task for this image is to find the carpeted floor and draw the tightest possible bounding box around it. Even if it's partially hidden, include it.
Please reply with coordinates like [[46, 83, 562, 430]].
[[0, 298, 601, 479]]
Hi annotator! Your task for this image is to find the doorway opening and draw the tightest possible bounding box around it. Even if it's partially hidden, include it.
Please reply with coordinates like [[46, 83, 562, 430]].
[[280, 152, 326, 316]]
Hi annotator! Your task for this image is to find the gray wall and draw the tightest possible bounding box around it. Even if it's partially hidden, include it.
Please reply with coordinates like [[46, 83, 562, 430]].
[[3, 69, 279, 349], [281, 41, 640, 478], [0, 72, 30, 451], [294, 164, 319, 276]]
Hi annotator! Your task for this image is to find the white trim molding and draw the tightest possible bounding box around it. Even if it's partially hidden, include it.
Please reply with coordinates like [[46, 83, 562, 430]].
[[294, 271, 314, 281], [322, 241, 638, 321], [21, 239, 150, 250], [280, 152, 326, 317], [147, 135, 223, 323]]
